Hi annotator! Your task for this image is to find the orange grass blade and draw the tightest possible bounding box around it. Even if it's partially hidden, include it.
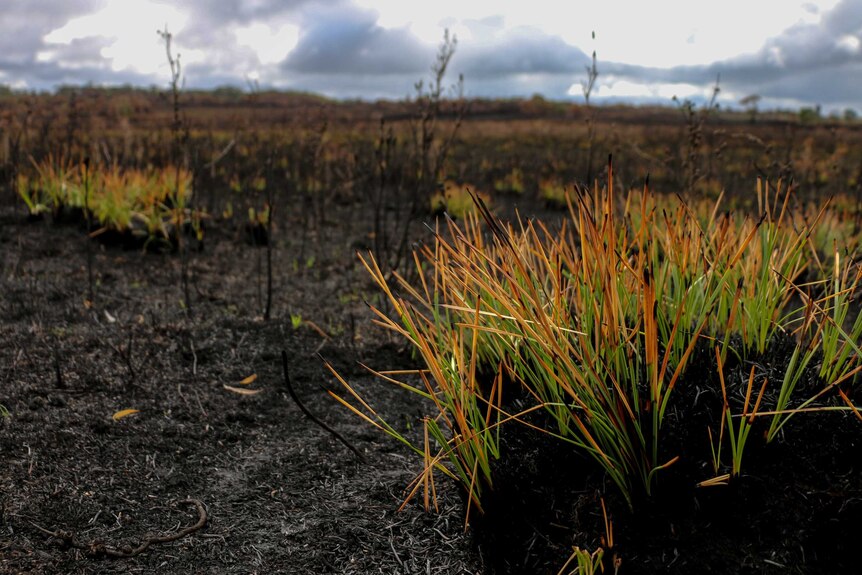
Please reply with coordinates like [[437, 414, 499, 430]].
[[838, 389, 862, 423]]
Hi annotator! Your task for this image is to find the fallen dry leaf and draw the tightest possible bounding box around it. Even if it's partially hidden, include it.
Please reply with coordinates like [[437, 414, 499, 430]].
[[112, 409, 140, 421], [224, 384, 262, 395]]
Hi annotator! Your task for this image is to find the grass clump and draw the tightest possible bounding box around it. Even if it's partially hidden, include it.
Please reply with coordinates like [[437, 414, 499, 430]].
[[538, 177, 568, 208], [493, 167, 525, 195], [332, 159, 862, 518], [19, 155, 194, 245], [431, 180, 490, 219]]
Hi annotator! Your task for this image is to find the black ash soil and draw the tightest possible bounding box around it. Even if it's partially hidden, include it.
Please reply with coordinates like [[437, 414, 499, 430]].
[[472, 334, 862, 574], [2, 196, 861, 575], [0, 202, 481, 575]]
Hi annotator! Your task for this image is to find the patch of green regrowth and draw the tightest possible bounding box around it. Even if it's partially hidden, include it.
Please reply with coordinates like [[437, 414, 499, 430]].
[[22, 155, 194, 245], [430, 180, 490, 219], [332, 161, 862, 516], [493, 167, 525, 195], [704, 356, 768, 485], [538, 178, 568, 208]]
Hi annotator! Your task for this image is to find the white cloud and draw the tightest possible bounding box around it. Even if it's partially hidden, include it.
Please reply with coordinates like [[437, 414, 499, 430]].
[[235, 22, 300, 65], [3, 0, 856, 109], [837, 34, 860, 53], [581, 77, 709, 102], [41, 0, 204, 76], [767, 46, 785, 67], [356, 0, 844, 68]]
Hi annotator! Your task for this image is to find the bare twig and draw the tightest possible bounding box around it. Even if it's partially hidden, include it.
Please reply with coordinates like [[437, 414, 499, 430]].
[[83, 156, 94, 303], [53, 347, 64, 389], [264, 151, 274, 321], [31, 499, 207, 558], [582, 31, 599, 185], [281, 350, 364, 461], [109, 330, 136, 384], [158, 25, 192, 315]]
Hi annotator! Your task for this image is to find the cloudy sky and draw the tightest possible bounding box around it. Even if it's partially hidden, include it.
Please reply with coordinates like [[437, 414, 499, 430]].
[[1, 0, 860, 111]]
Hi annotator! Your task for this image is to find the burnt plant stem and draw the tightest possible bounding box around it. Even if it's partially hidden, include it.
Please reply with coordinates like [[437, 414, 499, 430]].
[[264, 154, 274, 321], [160, 25, 191, 315], [370, 119, 395, 270], [586, 113, 596, 187], [53, 347, 64, 389], [110, 331, 136, 385], [373, 28, 464, 279], [582, 32, 599, 186], [256, 249, 263, 313], [281, 350, 364, 461], [83, 157, 94, 303], [264, 222, 273, 320]]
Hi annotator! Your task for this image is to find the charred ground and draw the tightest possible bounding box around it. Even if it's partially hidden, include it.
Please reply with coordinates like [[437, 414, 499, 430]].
[[2, 193, 861, 575]]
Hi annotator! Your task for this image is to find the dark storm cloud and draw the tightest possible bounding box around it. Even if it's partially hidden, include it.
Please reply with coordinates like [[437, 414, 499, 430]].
[[722, 0, 862, 107], [36, 36, 113, 71], [176, 0, 316, 52], [280, 11, 590, 79], [277, 12, 591, 98], [755, 62, 862, 107], [179, 0, 434, 88], [760, 0, 862, 70], [0, 0, 103, 82], [281, 3, 431, 75], [456, 28, 591, 78]]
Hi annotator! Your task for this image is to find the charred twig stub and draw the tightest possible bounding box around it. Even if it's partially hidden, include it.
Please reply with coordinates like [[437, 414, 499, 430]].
[[52, 346, 64, 389], [281, 350, 364, 462], [264, 151, 275, 322], [582, 31, 599, 185], [110, 330, 137, 385], [83, 156, 94, 304], [30, 499, 207, 558], [158, 25, 192, 316]]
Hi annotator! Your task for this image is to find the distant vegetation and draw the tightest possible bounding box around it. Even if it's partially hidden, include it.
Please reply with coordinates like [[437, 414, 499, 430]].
[[2, 86, 860, 262]]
